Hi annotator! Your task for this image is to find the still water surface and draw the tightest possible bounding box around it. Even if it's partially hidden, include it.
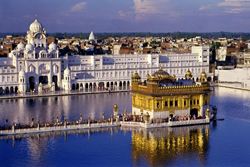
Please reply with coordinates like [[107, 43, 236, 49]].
[[1, 87, 250, 166]]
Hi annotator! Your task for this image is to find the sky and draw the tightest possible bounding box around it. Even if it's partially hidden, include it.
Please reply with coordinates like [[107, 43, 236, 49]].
[[1, 0, 250, 33]]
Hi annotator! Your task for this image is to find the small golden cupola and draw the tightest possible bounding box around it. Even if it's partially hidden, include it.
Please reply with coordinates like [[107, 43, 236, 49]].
[[205, 107, 211, 118], [132, 70, 141, 82], [200, 71, 207, 82], [185, 69, 192, 79]]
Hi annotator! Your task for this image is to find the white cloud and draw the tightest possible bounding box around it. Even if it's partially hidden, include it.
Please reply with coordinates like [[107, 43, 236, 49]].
[[133, 0, 178, 21], [218, 0, 250, 7], [71, 2, 87, 12], [118, 10, 126, 17], [225, 7, 250, 13], [199, 5, 211, 10], [218, 0, 250, 13]]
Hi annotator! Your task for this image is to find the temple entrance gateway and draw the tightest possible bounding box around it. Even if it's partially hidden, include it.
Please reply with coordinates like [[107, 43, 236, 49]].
[[15, 86, 18, 92], [98, 82, 104, 88], [29, 76, 35, 90], [190, 108, 198, 118], [39, 76, 48, 84], [52, 75, 58, 87]]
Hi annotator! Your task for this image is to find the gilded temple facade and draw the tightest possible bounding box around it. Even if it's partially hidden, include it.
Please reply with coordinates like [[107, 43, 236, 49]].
[[131, 125, 210, 166], [131, 67, 210, 120]]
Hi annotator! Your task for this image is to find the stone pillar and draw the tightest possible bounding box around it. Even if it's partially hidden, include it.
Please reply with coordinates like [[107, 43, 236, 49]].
[[12, 122, 15, 133], [116, 115, 119, 123], [80, 114, 83, 123], [48, 69, 52, 87], [88, 116, 90, 126], [51, 82, 55, 92], [122, 114, 125, 121], [38, 83, 43, 93], [111, 115, 113, 125], [123, 109, 127, 121], [31, 117, 34, 127], [64, 118, 67, 128], [144, 112, 150, 124], [37, 120, 40, 130]]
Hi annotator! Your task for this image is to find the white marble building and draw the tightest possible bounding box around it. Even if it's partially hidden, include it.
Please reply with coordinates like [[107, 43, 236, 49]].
[[0, 16, 212, 93]]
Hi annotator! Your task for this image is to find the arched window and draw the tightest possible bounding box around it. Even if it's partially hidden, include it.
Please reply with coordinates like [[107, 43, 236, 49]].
[[29, 65, 35, 72], [53, 65, 58, 73]]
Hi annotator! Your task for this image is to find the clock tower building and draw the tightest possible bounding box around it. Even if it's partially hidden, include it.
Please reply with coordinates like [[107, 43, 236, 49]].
[[26, 15, 47, 49]]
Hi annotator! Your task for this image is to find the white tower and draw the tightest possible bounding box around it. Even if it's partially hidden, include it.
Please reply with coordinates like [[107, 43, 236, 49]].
[[26, 15, 47, 48], [89, 31, 95, 41], [63, 68, 71, 91], [18, 70, 26, 93]]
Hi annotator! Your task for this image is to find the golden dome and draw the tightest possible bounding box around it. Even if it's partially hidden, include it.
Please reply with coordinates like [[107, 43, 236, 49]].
[[132, 71, 141, 79], [114, 104, 118, 109], [152, 68, 170, 77], [201, 71, 207, 78]]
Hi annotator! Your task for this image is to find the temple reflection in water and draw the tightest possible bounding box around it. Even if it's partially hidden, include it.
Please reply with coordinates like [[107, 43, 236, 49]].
[[130, 125, 210, 166]]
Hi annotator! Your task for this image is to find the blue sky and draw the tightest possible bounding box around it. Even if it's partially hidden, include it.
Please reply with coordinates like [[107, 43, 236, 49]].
[[1, 0, 250, 33]]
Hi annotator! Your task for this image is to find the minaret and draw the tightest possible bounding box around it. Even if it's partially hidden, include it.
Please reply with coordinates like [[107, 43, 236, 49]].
[[63, 68, 71, 91], [18, 70, 26, 93]]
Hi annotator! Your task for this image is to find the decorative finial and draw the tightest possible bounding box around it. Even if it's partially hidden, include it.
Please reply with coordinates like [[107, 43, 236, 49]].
[[35, 14, 37, 20]]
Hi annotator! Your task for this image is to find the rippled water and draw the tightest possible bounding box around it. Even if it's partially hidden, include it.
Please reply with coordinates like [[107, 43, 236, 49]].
[[1, 87, 250, 166]]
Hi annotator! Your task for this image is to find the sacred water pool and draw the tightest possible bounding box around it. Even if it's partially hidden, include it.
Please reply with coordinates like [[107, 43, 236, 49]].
[[1, 87, 250, 166]]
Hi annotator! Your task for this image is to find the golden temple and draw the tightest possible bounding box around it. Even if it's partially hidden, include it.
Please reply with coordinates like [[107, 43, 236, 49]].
[[131, 67, 211, 120]]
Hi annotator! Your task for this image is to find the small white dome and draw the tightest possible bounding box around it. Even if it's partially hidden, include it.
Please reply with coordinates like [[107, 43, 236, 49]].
[[89, 31, 95, 41], [19, 69, 26, 76], [64, 67, 71, 75], [17, 42, 25, 50], [49, 42, 57, 51], [26, 43, 34, 51], [29, 17, 43, 33]]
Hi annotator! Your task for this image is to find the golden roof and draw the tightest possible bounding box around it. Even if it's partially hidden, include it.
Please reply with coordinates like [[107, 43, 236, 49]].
[[152, 68, 170, 77], [147, 67, 175, 83], [132, 71, 141, 79]]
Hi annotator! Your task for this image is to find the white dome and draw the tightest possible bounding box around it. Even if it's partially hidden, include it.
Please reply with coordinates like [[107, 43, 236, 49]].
[[17, 42, 25, 50], [89, 31, 95, 41], [26, 43, 34, 51], [29, 17, 43, 33], [64, 67, 71, 75], [19, 69, 26, 76], [49, 42, 57, 51]]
